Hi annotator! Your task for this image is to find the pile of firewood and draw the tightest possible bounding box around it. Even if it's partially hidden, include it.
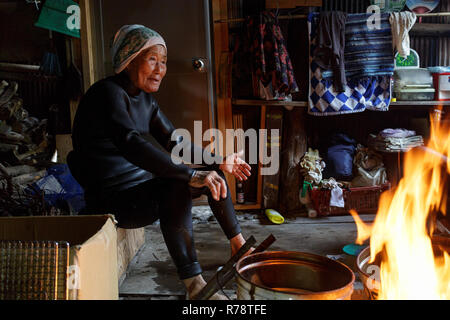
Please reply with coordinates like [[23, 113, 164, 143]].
[[0, 79, 56, 217]]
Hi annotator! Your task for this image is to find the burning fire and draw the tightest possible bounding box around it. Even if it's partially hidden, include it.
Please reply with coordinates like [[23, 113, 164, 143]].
[[351, 110, 450, 299]]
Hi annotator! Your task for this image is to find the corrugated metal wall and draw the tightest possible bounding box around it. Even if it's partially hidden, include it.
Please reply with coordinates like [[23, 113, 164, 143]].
[[227, 0, 449, 66], [0, 71, 60, 120], [321, 0, 450, 67], [321, 0, 372, 12], [410, 0, 449, 66]]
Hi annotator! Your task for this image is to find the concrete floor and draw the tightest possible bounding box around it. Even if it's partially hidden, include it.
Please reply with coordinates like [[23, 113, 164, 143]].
[[119, 206, 375, 300]]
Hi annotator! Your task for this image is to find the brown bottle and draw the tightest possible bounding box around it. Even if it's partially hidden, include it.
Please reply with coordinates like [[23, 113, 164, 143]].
[[236, 182, 245, 204]]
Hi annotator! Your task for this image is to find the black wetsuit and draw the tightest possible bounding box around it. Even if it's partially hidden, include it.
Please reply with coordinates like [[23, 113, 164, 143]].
[[68, 72, 241, 279]]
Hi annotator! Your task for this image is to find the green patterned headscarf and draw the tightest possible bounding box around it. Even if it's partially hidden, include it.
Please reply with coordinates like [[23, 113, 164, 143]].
[[111, 25, 167, 74]]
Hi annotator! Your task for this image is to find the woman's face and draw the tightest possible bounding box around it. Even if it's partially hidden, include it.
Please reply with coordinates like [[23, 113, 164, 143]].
[[126, 44, 167, 93]]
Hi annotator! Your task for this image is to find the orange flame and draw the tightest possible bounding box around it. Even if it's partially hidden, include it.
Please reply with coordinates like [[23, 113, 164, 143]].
[[352, 110, 450, 299]]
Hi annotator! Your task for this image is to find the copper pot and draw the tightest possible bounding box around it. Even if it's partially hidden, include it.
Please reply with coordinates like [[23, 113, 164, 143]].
[[236, 251, 355, 300]]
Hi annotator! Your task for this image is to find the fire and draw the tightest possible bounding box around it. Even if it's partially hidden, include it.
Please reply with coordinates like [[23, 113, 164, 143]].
[[351, 110, 450, 299]]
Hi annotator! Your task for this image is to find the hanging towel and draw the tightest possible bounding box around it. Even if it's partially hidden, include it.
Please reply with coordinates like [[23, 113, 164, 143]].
[[317, 13, 394, 82], [343, 13, 395, 79], [313, 11, 347, 93], [309, 64, 392, 115], [308, 12, 393, 116], [389, 11, 417, 58], [246, 11, 299, 100]]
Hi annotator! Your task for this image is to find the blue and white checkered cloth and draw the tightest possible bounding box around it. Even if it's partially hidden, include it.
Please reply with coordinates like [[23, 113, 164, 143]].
[[308, 13, 393, 116]]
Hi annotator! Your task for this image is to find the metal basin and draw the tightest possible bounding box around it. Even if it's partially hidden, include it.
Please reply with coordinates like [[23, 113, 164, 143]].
[[355, 246, 380, 300], [235, 251, 355, 300], [356, 238, 450, 300]]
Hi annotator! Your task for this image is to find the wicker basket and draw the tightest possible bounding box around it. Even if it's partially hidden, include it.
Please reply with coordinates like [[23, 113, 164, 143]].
[[309, 183, 391, 216]]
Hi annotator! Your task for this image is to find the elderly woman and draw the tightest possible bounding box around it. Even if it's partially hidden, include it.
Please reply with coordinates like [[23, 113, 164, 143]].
[[67, 25, 251, 300]]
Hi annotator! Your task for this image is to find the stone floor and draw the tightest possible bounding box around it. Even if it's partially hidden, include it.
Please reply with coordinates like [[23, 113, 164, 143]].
[[119, 206, 375, 300]]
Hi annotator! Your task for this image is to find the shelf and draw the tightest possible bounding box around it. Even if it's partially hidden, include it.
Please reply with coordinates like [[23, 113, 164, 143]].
[[390, 101, 450, 106], [411, 23, 450, 37], [233, 99, 307, 107], [234, 202, 261, 211], [233, 99, 450, 108]]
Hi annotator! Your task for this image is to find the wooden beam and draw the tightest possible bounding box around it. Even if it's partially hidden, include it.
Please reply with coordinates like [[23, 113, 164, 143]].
[[266, 0, 322, 8], [262, 107, 283, 210], [79, 0, 96, 93], [257, 105, 266, 208], [279, 108, 307, 214], [411, 23, 450, 37], [212, 0, 236, 203], [235, 203, 261, 211]]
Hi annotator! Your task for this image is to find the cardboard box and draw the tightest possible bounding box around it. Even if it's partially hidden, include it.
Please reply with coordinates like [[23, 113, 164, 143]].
[[0, 215, 118, 300], [117, 227, 145, 285]]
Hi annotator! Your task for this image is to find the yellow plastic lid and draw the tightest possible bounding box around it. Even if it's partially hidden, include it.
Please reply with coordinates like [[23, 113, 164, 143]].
[[265, 209, 285, 225]]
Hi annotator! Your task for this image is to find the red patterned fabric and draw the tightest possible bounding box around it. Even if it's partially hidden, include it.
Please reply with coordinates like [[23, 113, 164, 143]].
[[246, 11, 299, 99]]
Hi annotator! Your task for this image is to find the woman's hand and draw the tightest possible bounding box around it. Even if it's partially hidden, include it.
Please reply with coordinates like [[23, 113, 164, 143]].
[[189, 170, 227, 201], [219, 150, 251, 181]]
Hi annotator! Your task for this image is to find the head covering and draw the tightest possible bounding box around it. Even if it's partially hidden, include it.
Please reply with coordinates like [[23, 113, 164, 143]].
[[111, 24, 167, 74]]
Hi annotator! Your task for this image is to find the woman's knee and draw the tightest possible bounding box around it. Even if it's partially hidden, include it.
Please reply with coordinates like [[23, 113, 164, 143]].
[[161, 179, 191, 197], [159, 179, 193, 215]]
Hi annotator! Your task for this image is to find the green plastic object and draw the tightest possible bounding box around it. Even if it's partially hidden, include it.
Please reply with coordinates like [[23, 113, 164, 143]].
[[35, 0, 80, 38], [395, 49, 420, 69], [343, 244, 366, 256], [371, 0, 406, 12]]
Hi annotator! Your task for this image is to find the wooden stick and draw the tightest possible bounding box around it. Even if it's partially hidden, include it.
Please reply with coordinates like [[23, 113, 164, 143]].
[[203, 234, 276, 299], [0, 62, 40, 73], [194, 234, 276, 300], [3, 165, 38, 177], [253, 234, 276, 253], [11, 170, 46, 186], [193, 236, 257, 300], [0, 142, 18, 152], [436, 220, 450, 236]]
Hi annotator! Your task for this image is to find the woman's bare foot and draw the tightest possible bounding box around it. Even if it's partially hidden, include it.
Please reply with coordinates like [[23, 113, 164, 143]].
[[230, 233, 255, 258], [183, 274, 229, 300]]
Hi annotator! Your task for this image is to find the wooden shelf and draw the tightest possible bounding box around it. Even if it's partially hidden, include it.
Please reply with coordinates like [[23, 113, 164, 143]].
[[411, 23, 450, 37], [390, 101, 450, 106], [234, 202, 261, 210], [233, 99, 450, 108], [233, 99, 307, 107]]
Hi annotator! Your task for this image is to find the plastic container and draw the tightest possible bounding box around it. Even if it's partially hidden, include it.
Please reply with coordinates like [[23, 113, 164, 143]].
[[432, 72, 450, 101], [393, 68, 435, 101], [394, 88, 435, 101]]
